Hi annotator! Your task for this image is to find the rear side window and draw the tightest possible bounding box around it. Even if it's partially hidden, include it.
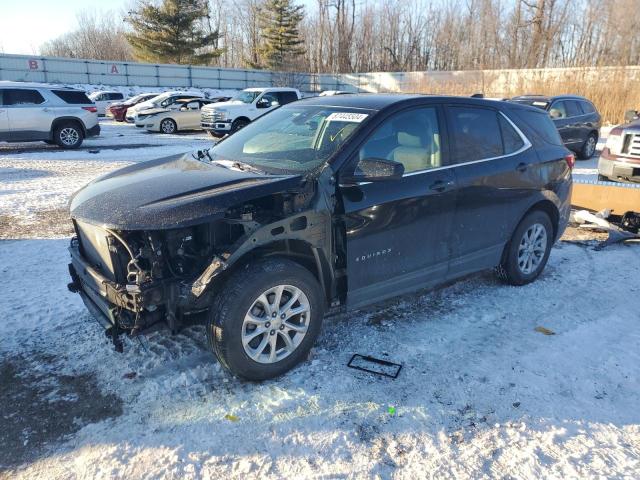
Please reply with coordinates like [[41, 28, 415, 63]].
[[566, 100, 582, 117], [498, 115, 525, 154], [581, 101, 596, 114], [448, 106, 503, 162], [513, 108, 563, 146], [277, 92, 298, 105], [3, 89, 45, 106], [52, 90, 92, 104], [109, 93, 124, 100]]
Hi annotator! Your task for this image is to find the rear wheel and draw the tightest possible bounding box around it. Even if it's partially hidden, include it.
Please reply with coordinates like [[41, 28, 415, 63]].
[[578, 132, 597, 160], [597, 174, 610, 182], [496, 210, 554, 286], [207, 258, 324, 381], [160, 118, 177, 134], [54, 122, 83, 149]]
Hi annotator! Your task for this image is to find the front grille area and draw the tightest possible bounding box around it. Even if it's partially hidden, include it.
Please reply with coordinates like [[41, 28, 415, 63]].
[[624, 133, 640, 157], [201, 109, 225, 122]]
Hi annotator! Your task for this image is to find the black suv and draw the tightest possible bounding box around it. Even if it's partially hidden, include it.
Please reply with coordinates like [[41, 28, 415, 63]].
[[510, 95, 601, 159], [67, 95, 573, 380]]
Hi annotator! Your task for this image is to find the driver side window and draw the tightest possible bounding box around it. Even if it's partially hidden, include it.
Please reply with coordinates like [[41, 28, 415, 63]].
[[357, 107, 441, 174], [260, 93, 280, 107]]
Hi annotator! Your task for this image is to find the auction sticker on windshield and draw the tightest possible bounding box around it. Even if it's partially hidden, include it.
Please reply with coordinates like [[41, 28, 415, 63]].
[[326, 112, 369, 122]]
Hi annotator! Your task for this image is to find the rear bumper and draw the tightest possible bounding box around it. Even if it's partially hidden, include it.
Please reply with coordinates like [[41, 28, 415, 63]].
[[86, 124, 101, 138]]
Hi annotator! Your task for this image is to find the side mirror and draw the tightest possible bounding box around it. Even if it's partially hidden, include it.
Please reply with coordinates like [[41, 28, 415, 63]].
[[624, 109, 638, 123], [256, 99, 271, 109], [341, 157, 405, 184]]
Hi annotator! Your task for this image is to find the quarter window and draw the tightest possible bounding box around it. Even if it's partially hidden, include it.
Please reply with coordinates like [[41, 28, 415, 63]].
[[581, 101, 596, 114], [498, 114, 525, 154], [358, 107, 441, 174], [3, 89, 45, 106], [448, 106, 503, 163]]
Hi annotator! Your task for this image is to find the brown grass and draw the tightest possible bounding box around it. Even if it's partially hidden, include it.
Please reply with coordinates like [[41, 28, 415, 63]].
[[403, 67, 640, 124]]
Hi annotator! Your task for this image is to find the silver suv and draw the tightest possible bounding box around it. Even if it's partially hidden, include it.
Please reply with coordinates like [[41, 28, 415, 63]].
[[0, 81, 100, 148]]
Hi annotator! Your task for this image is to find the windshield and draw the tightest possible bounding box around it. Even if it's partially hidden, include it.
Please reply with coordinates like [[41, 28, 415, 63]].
[[206, 105, 372, 174], [232, 91, 261, 104]]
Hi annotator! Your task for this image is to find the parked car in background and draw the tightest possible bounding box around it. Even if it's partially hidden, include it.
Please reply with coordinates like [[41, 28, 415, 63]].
[[0, 81, 99, 148], [509, 95, 601, 159], [200, 87, 301, 137], [106, 93, 158, 122], [319, 90, 351, 96], [68, 94, 572, 380], [126, 91, 204, 122], [88, 91, 125, 116], [598, 118, 640, 183], [136, 98, 212, 133]]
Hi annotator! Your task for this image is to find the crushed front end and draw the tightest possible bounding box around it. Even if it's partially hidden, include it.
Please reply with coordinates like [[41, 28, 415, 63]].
[[67, 220, 229, 351]]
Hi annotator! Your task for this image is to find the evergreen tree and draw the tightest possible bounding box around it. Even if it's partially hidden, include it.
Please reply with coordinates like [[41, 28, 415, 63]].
[[257, 0, 306, 70], [126, 0, 222, 65]]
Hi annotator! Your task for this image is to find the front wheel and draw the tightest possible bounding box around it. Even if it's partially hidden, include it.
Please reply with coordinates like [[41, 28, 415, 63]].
[[496, 210, 554, 286], [160, 118, 177, 134], [230, 118, 249, 134], [207, 258, 324, 381], [578, 133, 597, 160]]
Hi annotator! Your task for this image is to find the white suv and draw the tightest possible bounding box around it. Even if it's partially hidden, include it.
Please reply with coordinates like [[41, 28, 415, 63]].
[[200, 87, 301, 137], [88, 91, 125, 116], [0, 81, 100, 149]]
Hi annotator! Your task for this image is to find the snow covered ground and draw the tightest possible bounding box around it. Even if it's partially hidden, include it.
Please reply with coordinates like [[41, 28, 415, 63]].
[[1, 121, 639, 479]]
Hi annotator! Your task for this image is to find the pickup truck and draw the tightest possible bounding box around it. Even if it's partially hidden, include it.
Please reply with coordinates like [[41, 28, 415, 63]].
[[200, 87, 301, 137]]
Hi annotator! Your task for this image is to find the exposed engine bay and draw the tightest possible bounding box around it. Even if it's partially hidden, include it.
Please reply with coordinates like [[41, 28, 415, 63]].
[[68, 184, 339, 351]]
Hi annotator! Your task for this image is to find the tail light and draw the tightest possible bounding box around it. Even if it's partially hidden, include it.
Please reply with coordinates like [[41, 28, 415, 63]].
[[82, 106, 97, 113], [564, 152, 575, 169]]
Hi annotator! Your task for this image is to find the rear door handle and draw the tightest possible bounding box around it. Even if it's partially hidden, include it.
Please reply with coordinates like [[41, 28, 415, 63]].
[[516, 162, 528, 172], [429, 180, 454, 192]]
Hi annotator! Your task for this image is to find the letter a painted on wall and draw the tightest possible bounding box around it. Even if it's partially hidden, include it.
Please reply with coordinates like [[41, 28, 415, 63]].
[[28, 59, 39, 70], [110, 64, 119, 74]]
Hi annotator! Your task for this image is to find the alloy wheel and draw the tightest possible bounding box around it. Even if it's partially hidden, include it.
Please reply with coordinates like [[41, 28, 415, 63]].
[[241, 285, 310, 364], [161, 119, 176, 133], [517, 223, 547, 275], [60, 127, 79, 146]]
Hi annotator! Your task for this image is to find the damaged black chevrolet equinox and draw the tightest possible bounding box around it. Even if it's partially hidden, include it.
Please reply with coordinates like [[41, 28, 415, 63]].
[[68, 95, 573, 380]]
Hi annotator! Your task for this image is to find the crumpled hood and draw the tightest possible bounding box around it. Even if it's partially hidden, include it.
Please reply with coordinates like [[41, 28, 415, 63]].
[[70, 153, 303, 230]]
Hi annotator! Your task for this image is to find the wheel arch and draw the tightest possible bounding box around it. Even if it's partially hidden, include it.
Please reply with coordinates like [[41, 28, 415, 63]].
[[521, 199, 560, 242], [213, 238, 333, 308], [51, 116, 86, 138], [233, 116, 251, 125]]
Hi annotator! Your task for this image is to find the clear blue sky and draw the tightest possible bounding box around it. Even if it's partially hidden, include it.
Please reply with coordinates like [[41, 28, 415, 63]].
[[0, 0, 319, 55]]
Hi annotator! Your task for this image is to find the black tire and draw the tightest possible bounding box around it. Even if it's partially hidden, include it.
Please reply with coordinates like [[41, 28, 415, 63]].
[[597, 174, 610, 182], [496, 210, 554, 286], [578, 132, 597, 160], [230, 118, 250, 134], [207, 258, 325, 381], [53, 122, 83, 149], [160, 118, 177, 134], [207, 130, 225, 138]]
